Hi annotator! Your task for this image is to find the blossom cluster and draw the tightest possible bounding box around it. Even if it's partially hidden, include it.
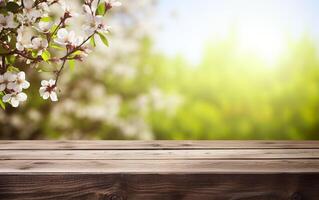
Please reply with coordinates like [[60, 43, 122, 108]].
[[0, 71, 29, 107], [0, 0, 121, 108]]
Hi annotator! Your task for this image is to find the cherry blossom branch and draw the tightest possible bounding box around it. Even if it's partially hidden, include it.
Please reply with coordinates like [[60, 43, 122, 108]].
[[54, 54, 67, 86], [0, 0, 122, 107], [54, 31, 96, 87], [47, 16, 67, 43], [61, 32, 96, 60]]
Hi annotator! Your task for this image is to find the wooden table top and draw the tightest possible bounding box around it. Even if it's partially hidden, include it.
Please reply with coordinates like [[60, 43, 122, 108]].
[[1, 140, 319, 174]]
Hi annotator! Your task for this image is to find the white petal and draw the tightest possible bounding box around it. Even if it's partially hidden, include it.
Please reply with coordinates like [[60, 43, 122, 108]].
[[54, 38, 66, 46], [16, 42, 24, 51], [0, 14, 5, 22], [21, 81, 30, 89], [82, 5, 91, 14], [39, 87, 46, 96], [2, 94, 11, 102], [10, 97, 19, 107], [0, 84, 6, 91], [7, 82, 18, 90], [17, 92, 27, 101], [57, 28, 68, 39], [42, 39, 48, 48], [84, 27, 95, 36], [4, 72, 17, 82], [31, 38, 41, 48], [74, 36, 83, 46], [43, 91, 50, 99], [23, 0, 34, 9], [112, 1, 122, 7], [17, 71, 26, 80], [50, 92, 58, 101], [41, 80, 49, 86], [38, 21, 52, 32], [48, 79, 56, 86], [6, 13, 18, 28], [68, 31, 75, 42]]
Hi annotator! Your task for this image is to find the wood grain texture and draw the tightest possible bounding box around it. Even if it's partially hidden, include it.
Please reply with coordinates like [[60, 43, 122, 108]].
[[1, 159, 319, 174], [1, 174, 318, 200], [1, 149, 319, 160], [0, 141, 318, 199]]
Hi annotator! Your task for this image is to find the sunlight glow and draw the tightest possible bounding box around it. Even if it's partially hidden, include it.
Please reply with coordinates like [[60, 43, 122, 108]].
[[237, 21, 286, 66], [155, 0, 319, 66]]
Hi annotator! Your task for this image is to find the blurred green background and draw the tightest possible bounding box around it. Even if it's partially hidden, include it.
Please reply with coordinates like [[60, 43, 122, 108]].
[[1, 0, 319, 140]]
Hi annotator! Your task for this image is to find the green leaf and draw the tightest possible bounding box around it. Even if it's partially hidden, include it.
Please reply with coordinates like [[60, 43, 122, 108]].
[[7, 65, 19, 72], [0, 100, 5, 110], [96, 3, 106, 16], [41, 50, 51, 61], [0, 92, 5, 110], [40, 16, 52, 22], [98, 32, 109, 47], [49, 25, 58, 34], [6, 2, 20, 13], [71, 50, 82, 56], [51, 44, 64, 50], [90, 36, 96, 47], [7, 33, 17, 49], [31, 51, 38, 58], [68, 60, 75, 71], [6, 55, 16, 65]]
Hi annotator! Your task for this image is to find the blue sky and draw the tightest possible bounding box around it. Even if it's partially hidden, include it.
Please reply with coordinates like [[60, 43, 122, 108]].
[[154, 0, 319, 65]]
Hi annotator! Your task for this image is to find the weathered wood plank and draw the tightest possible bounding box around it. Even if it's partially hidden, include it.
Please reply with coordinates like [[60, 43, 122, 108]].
[[0, 174, 318, 200], [1, 159, 319, 174], [1, 141, 318, 199], [1, 140, 318, 150], [1, 149, 318, 160]]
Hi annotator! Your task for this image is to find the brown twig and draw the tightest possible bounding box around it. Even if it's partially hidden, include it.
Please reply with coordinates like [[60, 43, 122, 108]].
[[54, 52, 67, 86], [54, 31, 96, 87]]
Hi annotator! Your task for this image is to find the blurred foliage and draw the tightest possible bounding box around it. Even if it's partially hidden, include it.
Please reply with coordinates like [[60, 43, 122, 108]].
[[148, 35, 319, 140], [1, 1, 319, 140]]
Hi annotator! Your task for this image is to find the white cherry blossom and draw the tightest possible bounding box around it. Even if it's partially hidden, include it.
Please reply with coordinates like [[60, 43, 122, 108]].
[[54, 28, 83, 47], [83, 14, 110, 36], [83, 4, 94, 15], [31, 37, 48, 55], [35, 21, 52, 33], [105, 0, 122, 8], [59, 0, 78, 17], [39, 79, 58, 101], [0, 72, 17, 91], [2, 92, 27, 107], [16, 26, 34, 51], [23, 0, 34, 10], [37, 2, 50, 13], [0, 13, 18, 31], [22, 0, 43, 23], [7, 72, 30, 92], [0, 0, 121, 109]]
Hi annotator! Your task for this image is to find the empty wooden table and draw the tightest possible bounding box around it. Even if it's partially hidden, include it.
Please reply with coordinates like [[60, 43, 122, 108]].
[[0, 140, 319, 199]]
